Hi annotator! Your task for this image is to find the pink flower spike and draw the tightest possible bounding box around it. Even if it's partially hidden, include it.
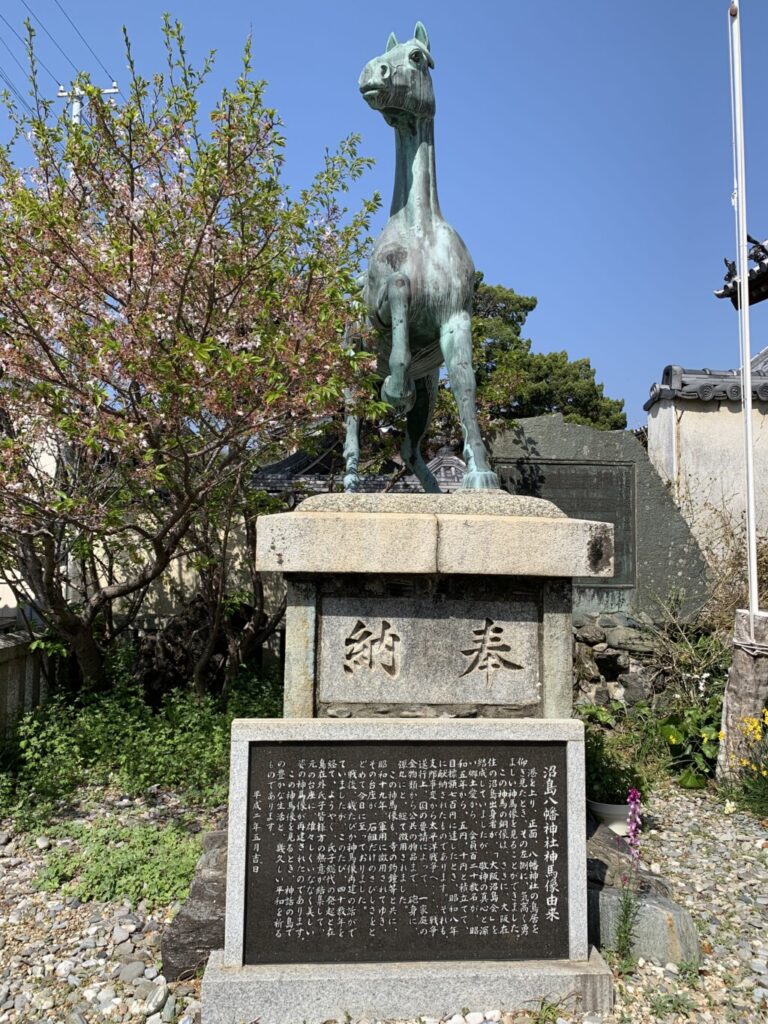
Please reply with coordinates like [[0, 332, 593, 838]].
[[625, 787, 642, 865]]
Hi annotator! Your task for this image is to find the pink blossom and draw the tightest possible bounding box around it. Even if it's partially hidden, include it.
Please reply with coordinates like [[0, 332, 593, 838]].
[[626, 787, 642, 866]]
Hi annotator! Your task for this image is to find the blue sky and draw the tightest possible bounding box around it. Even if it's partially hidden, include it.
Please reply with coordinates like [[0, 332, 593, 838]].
[[2, 0, 768, 427]]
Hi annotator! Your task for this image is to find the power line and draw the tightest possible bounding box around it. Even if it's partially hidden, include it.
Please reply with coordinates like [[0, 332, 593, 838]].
[[0, 32, 28, 80], [51, 0, 115, 85], [0, 11, 62, 90], [18, 0, 79, 77], [0, 64, 34, 115]]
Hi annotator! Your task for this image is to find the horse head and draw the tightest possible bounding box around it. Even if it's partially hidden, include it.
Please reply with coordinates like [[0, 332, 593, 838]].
[[358, 22, 435, 127]]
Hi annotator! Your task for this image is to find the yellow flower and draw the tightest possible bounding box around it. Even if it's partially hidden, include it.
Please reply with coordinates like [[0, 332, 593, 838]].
[[740, 758, 750, 767], [668, 734, 678, 745], [740, 716, 763, 742], [719, 729, 726, 741], [763, 709, 768, 726]]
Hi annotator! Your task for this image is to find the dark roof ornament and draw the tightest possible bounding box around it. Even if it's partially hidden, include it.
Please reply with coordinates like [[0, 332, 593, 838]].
[[715, 233, 768, 307]]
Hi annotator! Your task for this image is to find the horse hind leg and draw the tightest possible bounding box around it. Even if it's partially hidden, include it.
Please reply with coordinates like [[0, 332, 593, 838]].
[[401, 370, 441, 494], [343, 388, 361, 493], [439, 311, 499, 491]]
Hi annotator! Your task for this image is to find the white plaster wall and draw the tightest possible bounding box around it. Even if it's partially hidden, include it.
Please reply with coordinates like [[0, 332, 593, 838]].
[[0, 583, 15, 616], [647, 397, 768, 557], [1, 437, 59, 619]]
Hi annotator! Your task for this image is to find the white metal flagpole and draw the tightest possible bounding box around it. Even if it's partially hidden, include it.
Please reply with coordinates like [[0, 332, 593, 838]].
[[728, 0, 759, 639]]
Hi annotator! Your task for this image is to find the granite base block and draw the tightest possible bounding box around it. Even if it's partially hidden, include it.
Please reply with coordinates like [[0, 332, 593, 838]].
[[201, 947, 614, 1024]]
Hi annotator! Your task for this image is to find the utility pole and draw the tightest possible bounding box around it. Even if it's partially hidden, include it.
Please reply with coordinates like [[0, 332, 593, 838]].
[[717, 0, 768, 782], [727, 0, 759, 639], [57, 80, 118, 124]]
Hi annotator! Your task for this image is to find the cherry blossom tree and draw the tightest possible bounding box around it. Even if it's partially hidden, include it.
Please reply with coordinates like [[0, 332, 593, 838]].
[[0, 20, 378, 689]]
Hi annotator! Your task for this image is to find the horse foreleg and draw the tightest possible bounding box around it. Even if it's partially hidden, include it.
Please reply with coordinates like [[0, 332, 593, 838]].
[[439, 311, 499, 491], [402, 370, 441, 493], [342, 388, 361, 493], [381, 272, 416, 414]]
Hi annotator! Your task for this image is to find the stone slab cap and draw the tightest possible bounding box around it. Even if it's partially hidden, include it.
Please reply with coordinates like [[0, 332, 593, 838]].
[[230, 715, 585, 743], [255, 491, 614, 578]]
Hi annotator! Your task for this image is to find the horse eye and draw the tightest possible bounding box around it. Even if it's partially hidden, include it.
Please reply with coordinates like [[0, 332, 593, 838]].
[[410, 50, 422, 64]]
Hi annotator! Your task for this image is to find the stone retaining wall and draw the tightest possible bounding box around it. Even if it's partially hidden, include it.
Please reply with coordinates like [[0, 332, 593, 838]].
[[572, 611, 658, 708]]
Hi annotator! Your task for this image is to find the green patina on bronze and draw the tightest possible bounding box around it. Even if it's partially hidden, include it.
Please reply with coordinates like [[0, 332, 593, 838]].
[[344, 22, 499, 493]]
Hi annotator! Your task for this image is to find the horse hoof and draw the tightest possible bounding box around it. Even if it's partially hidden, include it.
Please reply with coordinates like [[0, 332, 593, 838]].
[[344, 473, 361, 493], [382, 376, 415, 414], [461, 470, 500, 491]]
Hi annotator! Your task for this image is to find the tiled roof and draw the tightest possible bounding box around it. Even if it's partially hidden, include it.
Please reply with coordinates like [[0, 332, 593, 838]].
[[644, 359, 768, 411], [253, 449, 467, 497]]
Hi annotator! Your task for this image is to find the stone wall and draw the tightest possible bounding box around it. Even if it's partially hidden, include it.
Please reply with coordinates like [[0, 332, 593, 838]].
[[491, 413, 709, 620], [571, 610, 657, 709]]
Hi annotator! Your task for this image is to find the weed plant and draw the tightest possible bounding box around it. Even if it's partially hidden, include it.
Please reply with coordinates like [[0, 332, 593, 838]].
[[579, 702, 665, 800], [0, 655, 283, 829], [646, 990, 697, 1018], [35, 821, 202, 908], [580, 603, 732, 793]]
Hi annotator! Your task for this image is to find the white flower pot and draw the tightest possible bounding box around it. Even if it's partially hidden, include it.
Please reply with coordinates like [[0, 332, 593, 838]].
[[587, 798, 629, 835]]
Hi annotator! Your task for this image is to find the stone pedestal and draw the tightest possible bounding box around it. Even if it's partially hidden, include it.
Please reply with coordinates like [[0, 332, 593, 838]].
[[255, 492, 614, 720], [200, 492, 615, 1023]]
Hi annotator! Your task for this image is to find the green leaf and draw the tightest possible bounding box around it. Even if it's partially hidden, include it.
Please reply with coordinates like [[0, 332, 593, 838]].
[[678, 767, 708, 790]]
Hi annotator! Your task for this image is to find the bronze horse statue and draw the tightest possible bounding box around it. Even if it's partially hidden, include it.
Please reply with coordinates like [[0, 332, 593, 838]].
[[343, 22, 499, 493]]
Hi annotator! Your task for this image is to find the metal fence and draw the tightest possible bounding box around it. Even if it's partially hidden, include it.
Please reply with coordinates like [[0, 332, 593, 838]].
[[0, 632, 46, 737]]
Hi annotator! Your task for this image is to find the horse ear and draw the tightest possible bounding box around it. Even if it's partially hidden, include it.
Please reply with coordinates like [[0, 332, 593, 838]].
[[386, 32, 398, 52], [413, 22, 430, 51]]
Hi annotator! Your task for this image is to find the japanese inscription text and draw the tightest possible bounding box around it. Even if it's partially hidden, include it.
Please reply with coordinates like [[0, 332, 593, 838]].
[[344, 619, 401, 677], [244, 740, 568, 964], [460, 618, 524, 679], [318, 598, 540, 707]]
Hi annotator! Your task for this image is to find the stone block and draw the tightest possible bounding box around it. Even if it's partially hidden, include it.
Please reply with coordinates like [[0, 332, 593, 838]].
[[161, 830, 227, 982], [435, 514, 613, 578], [587, 885, 700, 965], [257, 510, 438, 575], [616, 672, 649, 705], [317, 596, 540, 708], [603, 627, 655, 654], [586, 823, 671, 898], [201, 947, 614, 1024], [256, 492, 614, 579], [574, 643, 601, 683], [283, 574, 573, 720], [575, 624, 607, 645]]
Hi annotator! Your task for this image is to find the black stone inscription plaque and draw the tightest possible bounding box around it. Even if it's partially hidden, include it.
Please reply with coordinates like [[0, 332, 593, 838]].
[[244, 740, 569, 964], [499, 461, 635, 587]]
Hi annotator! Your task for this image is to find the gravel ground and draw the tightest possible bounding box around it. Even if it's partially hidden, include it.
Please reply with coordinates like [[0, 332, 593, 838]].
[[0, 788, 217, 1024], [0, 781, 766, 1024]]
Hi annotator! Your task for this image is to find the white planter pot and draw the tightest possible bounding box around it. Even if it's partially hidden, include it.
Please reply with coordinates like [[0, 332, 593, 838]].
[[587, 798, 629, 836]]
